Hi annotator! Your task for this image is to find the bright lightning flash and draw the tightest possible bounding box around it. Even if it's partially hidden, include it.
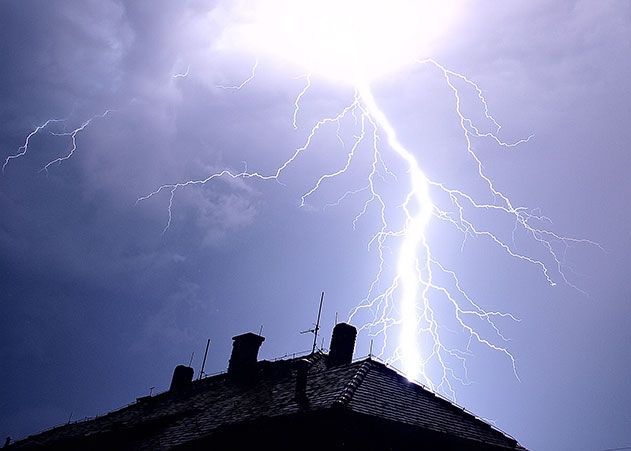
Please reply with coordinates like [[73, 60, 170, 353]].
[[136, 1, 603, 394], [139, 1, 602, 394], [219, 0, 456, 85], [4, 1, 600, 397]]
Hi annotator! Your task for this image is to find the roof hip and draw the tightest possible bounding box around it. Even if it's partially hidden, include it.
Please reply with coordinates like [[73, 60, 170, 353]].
[[332, 360, 372, 408]]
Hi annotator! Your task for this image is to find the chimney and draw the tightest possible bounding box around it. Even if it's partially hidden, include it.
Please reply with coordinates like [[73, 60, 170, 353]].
[[169, 365, 194, 392], [295, 359, 309, 404], [228, 332, 265, 379], [327, 323, 357, 367]]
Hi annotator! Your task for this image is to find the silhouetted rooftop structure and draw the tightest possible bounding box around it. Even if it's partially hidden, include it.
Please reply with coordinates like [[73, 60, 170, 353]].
[[7, 323, 526, 450]]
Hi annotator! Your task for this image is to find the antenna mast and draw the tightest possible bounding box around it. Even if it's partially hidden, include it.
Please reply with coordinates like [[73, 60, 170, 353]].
[[198, 338, 211, 380], [312, 292, 324, 353], [300, 291, 325, 354]]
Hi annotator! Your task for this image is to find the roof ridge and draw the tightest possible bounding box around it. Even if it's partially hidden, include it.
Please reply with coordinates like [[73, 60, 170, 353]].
[[332, 360, 372, 408]]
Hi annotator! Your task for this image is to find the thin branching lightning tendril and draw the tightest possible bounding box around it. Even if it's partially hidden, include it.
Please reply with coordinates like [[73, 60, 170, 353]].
[[136, 59, 600, 397], [3, 119, 64, 173], [172, 65, 191, 80], [3, 110, 115, 174], [4, 55, 599, 400], [216, 59, 259, 90]]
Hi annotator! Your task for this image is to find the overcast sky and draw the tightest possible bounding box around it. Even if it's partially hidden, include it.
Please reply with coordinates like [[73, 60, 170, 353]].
[[1, 1, 630, 450]]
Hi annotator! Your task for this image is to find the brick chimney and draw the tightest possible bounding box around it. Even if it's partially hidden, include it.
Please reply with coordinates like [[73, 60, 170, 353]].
[[295, 359, 310, 405], [327, 323, 357, 367], [228, 332, 265, 379], [169, 365, 194, 392]]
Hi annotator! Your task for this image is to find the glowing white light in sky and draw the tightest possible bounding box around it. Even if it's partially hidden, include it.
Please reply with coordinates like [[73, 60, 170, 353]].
[[358, 84, 433, 378], [5, 0, 598, 395], [211, 0, 460, 381], [214, 0, 459, 84]]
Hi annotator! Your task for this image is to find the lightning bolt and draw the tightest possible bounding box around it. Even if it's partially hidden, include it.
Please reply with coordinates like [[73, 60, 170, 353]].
[[3, 110, 115, 174], [172, 65, 191, 80], [293, 73, 312, 130], [42, 110, 115, 173], [3, 119, 64, 173], [216, 59, 259, 90], [5, 52, 598, 399], [138, 58, 600, 397]]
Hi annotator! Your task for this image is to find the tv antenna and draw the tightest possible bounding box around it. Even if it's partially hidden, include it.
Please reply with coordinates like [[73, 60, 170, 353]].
[[301, 291, 324, 354], [198, 338, 211, 380]]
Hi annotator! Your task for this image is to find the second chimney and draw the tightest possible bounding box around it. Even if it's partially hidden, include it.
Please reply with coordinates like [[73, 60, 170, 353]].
[[169, 365, 194, 392], [327, 323, 357, 367], [228, 332, 265, 379], [295, 359, 310, 405]]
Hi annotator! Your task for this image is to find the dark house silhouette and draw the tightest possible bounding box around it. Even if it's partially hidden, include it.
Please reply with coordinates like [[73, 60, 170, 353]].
[[7, 323, 526, 450]]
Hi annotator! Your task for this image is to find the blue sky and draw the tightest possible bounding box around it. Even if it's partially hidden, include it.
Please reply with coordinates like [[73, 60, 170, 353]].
[[1, 2, 630, 450]]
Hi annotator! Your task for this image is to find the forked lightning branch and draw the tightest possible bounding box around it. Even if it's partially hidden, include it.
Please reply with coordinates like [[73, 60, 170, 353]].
[[2, 2, 599, 400], [136, 59, 598, 397]]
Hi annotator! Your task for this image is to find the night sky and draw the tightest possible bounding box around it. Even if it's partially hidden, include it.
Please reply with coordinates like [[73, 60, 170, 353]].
[[1, 2, 630, 450]]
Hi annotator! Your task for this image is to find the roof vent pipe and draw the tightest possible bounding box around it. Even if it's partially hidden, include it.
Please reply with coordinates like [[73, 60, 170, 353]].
[[228, 332, 265, 379], [169, 365, 194, 392], [327, 323, 357, 367]]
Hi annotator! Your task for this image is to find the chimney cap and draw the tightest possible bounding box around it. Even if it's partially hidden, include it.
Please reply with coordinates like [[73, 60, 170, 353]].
[[232, 332, 265, 343], [228, 331, 265, 379]]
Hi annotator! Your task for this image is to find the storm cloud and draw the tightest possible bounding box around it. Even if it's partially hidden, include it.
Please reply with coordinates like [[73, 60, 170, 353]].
[[1, 2, 630, 450]]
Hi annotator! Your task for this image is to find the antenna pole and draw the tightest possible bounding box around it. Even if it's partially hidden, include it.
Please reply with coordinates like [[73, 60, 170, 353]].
[[312, 291, 324, 354], [199, 339, 211, 380]]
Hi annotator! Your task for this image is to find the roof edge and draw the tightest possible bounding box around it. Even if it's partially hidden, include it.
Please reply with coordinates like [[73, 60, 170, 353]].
[[357, 358, 524, 448]]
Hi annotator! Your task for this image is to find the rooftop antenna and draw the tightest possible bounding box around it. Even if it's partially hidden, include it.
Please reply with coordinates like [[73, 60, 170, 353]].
[[188, 352, 195, 367], [259, 325, 263, 336], [198, 339, 211, 380], [300, 291, 324, 354]]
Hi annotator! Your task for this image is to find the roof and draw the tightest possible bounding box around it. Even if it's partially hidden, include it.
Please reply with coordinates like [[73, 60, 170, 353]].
[[9, 353, 526, 450]]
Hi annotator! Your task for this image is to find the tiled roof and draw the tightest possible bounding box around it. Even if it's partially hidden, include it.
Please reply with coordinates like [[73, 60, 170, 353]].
[[10, 353, 525, 450], [347, 361, 522, 448]]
